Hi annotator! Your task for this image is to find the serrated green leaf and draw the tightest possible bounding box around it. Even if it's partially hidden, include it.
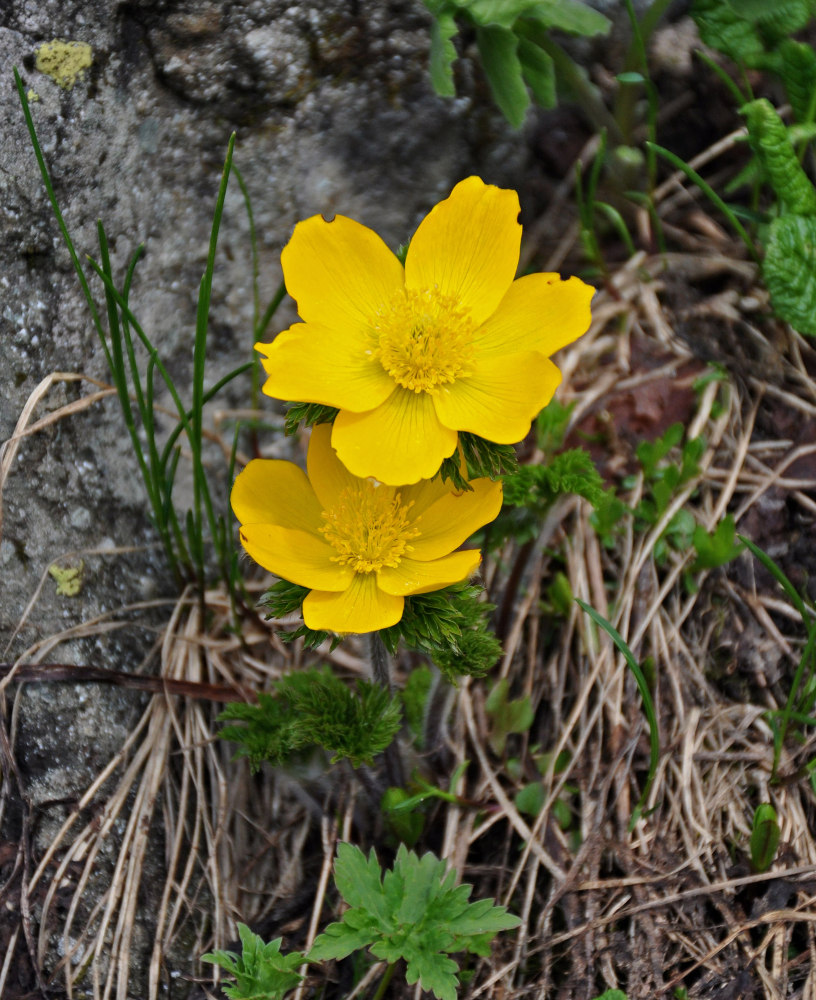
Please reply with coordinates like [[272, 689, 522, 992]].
[[729, 0, 814, 36], [525, 0, 611, 35], [763, 214, 816, 336], [743, 99, 816, 215], [691, 0, 765, 66], [475, 25, 530, 127], [778, 40, 816, 124], [203, 925, 304, 1000], [308, 918, 377, 961], [429, 11, 459, 96], [455, 0, 538, 29], [334, 844, 392, 923], [518, 37, 555, 108], [313, 843, 519, 1000]]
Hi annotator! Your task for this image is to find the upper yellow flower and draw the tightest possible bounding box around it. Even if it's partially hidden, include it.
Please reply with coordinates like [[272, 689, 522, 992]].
[[231, 424, 502, 634], [256, 176, 595, 485]]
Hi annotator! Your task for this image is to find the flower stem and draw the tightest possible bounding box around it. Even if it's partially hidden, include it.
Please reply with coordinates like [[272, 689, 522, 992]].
[[369, 633, 405, 789]]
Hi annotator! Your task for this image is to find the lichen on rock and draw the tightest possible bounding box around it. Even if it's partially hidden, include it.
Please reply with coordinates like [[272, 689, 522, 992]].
[[35, 38, 92, 89]]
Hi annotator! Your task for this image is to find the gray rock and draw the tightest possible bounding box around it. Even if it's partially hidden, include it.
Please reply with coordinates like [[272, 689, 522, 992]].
[[0, 1, 530, 994]]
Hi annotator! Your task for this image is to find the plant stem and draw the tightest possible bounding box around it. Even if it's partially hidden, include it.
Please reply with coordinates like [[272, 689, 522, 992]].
[[370, 962, 397, 1000], [369, 633, 405, 788]]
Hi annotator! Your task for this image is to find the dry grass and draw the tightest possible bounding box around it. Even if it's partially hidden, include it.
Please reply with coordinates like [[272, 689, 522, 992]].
[[2, 129, 816, 999]]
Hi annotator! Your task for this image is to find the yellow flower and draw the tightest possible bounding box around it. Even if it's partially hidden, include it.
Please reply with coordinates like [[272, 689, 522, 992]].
[[231, 424, 502, 634], [256, 176, 594, 485]]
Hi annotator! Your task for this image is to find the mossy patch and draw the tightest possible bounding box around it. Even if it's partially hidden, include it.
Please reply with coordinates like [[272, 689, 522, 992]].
[[35, 39, 93, 90]]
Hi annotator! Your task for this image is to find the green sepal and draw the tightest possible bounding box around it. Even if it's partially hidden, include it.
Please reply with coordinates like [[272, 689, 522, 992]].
[[284, 401, 339, 436], [438, 433, 518, 491], [379, 584, 501, 681]]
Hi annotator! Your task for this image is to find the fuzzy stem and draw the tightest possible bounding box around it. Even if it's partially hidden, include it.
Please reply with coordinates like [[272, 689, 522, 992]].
[[369, 633, 405, 789]]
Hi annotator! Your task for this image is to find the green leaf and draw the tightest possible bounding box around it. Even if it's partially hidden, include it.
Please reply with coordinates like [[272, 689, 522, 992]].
[[429, 10, 459, 96], [763, 214, 816, 336], [743, 99, 816, 215], [202, 924, 304, 1000], [475, 25, 530, 128], [592, 991, 629, 1000], [576, 600, 659, 828], [525, 0, 611, 35], [485, 678, 534, 755], [515, 781, 545, 816], [690, 514, 744, 573], [750, 803, 781, 872], [691, 0, 765, 66], [778, 40, 816, 124], [454, 0, 538, 29], [217, 671, 401, 770], [518, 37, 556, 108], [310, 843, 519, 1000]]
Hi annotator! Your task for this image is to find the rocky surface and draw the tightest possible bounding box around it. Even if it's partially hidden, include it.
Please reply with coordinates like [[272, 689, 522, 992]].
[[0, 0, 534, 993]]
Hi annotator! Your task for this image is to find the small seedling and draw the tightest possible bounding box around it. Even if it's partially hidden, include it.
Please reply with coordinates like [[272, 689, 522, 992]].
[[203, 924, 304, 1000]]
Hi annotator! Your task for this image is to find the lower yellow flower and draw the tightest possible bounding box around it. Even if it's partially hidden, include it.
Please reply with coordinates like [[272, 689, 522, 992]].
[[231, 424, 503, 634], [256, 176, 594, 485]]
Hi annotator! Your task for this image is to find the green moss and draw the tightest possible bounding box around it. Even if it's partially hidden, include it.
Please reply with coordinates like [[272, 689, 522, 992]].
[[35, 39, 93, 90]]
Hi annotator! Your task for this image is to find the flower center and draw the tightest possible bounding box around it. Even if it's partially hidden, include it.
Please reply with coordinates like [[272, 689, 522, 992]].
[[372, 288, 475, 394], [319, 484, 419, 574]]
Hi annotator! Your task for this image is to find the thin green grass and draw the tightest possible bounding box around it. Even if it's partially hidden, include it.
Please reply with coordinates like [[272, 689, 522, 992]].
[[15, 67, 281, 600]]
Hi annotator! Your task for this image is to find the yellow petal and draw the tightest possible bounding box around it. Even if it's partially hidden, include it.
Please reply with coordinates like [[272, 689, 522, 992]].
[[377, 550, 481, 596], [409, 477, 503, 560], [405, 177, 520, 326], [231, 459, 323, 534], [303, 574, 404, 633], [332, 388, 458, 485], [255, 322, 393, 412], [433, 351, 562, 443], [281, 213, 405, 330], [305, 422, 360, 509], [239, 524, 352, 591], [475, 273, 594, 358]]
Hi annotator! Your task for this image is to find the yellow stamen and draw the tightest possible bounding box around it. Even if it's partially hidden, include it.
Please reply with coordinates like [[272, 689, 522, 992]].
[[372, 288, 475, 394], [319, 484, 419, 574]]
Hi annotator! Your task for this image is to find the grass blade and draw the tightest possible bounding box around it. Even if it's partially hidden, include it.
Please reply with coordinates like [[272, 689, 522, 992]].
[[576, 598, 660, 827]]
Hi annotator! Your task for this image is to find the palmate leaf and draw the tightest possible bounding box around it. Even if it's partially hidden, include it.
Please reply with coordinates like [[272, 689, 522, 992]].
[[763, 214, 816, 336], [203, 924, 304, 1000], [309, 844, 519, 1000]]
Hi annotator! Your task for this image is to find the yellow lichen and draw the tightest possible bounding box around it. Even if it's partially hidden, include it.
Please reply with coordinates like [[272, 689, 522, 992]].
[[27, 89, 40, 103], [35, 39, 93, 90], [49, 561, 84, 597]]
